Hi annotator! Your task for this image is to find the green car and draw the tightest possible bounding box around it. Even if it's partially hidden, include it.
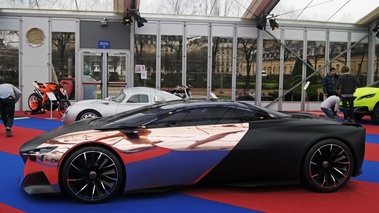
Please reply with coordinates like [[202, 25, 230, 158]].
[[350, 80, 379, 123]]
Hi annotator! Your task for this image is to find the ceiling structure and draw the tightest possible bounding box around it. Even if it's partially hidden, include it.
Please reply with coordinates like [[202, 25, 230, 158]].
[[114, 0, 140, 13], [0, 0, 378, 25], [135, 0, 379, 25]]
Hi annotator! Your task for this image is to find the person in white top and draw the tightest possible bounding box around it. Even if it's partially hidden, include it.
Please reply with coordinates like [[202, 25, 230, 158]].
[[320, 95, 341, 119], [0, 78, 22, 137]]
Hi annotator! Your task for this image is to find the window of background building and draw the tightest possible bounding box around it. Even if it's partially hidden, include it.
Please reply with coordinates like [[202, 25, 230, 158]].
[[161, 35, 182, 89], [134, 34, 157, 87], [236, 38, 257, 99], [283, 40, 304, 101], [51, 32, 75, 99], [307, 40, 326, 101], [187, 36, 208, 97], [351, 42, 368, 86], [212, 37, 233, 100], [0, 31, 19, 88]]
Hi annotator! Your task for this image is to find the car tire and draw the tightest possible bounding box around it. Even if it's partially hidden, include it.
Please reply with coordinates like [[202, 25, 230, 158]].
[[302, 139, 354, 193], [61, 146, 125, 203], [77, 110, 101, 121], [370, 104, 379, 124]]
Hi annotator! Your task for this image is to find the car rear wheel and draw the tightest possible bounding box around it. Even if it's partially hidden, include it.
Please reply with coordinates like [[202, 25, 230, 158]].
[[77, 110, 101, 121], [302, 139, 354, 193], [61, 146, 125, 203]]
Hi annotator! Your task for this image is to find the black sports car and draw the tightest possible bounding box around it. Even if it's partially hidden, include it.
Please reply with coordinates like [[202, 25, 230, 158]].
[[19, 100, 366, 203]]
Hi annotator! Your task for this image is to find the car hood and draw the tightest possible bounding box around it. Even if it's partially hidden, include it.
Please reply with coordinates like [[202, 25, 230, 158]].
[[354, 87, 379, 96], [19, 116, 141, 157], [72, 99, 111, 105], [19, 120, 94, 156]]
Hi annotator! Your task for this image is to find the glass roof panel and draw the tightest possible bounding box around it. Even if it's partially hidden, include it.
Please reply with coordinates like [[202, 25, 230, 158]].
[[271, 0, 379, 23], [139, 0, 253, 17], [0, 0, 113, 11], [0, 0, 377, 24]]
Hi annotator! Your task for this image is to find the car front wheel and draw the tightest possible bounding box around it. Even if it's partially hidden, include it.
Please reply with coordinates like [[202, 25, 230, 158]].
[[303, 139, 354, 193], [61, 146, 125, 203]]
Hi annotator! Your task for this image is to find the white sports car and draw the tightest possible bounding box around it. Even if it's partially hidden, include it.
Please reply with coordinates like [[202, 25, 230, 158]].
[[62, 87, 181, 124]]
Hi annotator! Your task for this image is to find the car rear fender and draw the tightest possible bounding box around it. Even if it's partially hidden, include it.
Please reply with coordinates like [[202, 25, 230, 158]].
[[299, 124, 365, 178]]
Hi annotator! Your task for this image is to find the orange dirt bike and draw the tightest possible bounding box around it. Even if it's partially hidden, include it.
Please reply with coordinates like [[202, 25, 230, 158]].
[[28, 81, 71, 116]]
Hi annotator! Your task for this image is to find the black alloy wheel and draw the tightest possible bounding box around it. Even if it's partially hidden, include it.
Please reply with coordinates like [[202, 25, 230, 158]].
[[303, 139, 354, 192], [61, 146, 125, 203]]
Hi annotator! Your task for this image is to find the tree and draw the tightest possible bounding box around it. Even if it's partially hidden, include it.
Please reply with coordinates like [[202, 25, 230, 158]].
[[237, 38, 257, 95], [329, 42, 347, 64], [51, 32, 75, 80], [307, 41, 326, 74]]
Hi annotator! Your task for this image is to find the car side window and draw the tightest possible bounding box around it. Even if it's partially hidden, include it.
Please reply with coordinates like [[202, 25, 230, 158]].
[[180, 107, 228, 126], [219, 108, 259, 123], [147, 107, 229, 128], [148, 110, 190, 128], [127, 94, 149, 103]]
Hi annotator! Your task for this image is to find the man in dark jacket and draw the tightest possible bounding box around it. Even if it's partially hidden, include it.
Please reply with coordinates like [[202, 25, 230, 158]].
[[322, 67, 339, 97], [336, 65, 360, 123]]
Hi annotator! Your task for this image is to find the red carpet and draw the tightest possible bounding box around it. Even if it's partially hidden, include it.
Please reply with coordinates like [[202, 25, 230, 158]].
[[0, 204, 25, 213], [364, 143, 379, 162], [0, 127, 44, 155], [180, 180, 379, 213]]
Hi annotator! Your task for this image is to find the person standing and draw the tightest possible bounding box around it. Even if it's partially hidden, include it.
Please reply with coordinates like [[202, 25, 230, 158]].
[[336, 65, 360, 123], [322, 67, 339, 97], [0, 78, 22, 137], [320, 95, 341, 119]]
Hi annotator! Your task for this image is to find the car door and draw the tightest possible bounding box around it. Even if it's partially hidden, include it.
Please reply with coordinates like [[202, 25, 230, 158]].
[[122, 106, 249, 190]]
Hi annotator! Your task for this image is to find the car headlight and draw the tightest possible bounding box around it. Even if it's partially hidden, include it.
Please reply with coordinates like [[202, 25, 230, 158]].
[[356, 93, 376, 100], [20, 146, 58, 162]]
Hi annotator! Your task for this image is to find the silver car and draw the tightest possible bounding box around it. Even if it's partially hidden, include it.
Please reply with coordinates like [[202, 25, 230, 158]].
[[62, 87, 181, 124]]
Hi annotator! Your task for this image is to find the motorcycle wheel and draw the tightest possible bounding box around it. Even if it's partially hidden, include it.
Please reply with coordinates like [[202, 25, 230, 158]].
[[58, 99, 71, 116], [28, 93, 42, 112]]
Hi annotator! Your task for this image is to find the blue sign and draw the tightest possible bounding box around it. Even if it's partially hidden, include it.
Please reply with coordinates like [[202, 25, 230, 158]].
[[98, 40, 110, 49]]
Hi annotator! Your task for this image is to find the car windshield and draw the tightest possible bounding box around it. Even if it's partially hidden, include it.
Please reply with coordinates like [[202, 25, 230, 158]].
[[112, 90, 126, 103]]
